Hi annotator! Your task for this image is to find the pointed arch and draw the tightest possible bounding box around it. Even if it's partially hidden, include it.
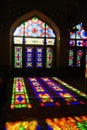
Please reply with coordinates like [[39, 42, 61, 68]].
[[10, 10, 60, 69]]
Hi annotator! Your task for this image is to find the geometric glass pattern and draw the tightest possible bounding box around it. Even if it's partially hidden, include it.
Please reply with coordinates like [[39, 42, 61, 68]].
[[25, 17, 45, 37], [70, 23, 87, 40], [69, 40, 75, 46], [13, 37, 23, 44], [46, 38, 55, 45], [76, 50, 83, 67], [28, 78, 57, 107], [36, 47, 44, 68], [14, 47, 22, 68], [76, 23, 87, 39], [41, 77, 84, 106], [68, 49, 74, 67], [25, 38, 44, 45], [13, 23, 24, 36], [13, 16, 56, 68], [76, 40, 87, 47], [70, 31, 75, 39], [69, 22, 87, 68], [46, 24, 55, 38], [46, 47, 53, 68], [13, 16, 56, 38], [10, 77, 32, 109], [26, 47, 34, 68]]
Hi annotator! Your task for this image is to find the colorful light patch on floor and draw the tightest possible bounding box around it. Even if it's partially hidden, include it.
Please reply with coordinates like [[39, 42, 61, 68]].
[[41, 78, 85, 105], [5, 115, 87, 130], [11, 77, 32, 109], [5, 120, 40, 130], [28, 78, 60, 107], [46, 115, 87, 130], [52, 77, 87, 99]]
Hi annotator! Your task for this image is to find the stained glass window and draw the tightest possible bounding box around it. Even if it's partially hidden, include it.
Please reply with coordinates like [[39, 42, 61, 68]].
[[25, 38, 44, 45], [76, 40, 87, 47], [76, 23, 87, 39], [14, 37, 23, 44], [26, 47, 34, 68], [69, 23, 87, 67], [76, 50, 83, 67], [14, 47, 22, 68], [46, 47, 53, 68], [70, 31, 75, 39], [36, 47, 44, 68], [70, 40, 75, 46], [13, 23, 24, 36], [13, 16, 56, 68], [25, 17, 45, 37], [46, 38, 55, 45], [46, 24, 55, 38], [69, 49, 74, 67], [70, 23, 87, 40]]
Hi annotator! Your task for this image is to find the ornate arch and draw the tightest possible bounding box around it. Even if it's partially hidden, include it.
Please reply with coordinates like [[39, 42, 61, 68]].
[[10, 10, 60, 69]]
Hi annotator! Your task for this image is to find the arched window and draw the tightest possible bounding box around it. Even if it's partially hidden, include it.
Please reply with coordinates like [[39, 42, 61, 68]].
[[10, 11, 60, 69], [69, 23, 87, 68]]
